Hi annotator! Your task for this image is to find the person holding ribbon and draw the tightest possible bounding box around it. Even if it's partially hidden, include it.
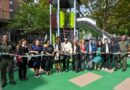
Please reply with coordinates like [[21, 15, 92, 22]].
[[118, 35, 129, 71], [29, 39, 43, 78], [80, 39, 86, 71], [86, 38, 96, 71], [102, 38, 111, 71], [43, 40, 54, 75], [93, 40, 103, 70], [16, 39, 29, 80], [72, 39, 81, 72], [53, 37, 62, 74], [62, 38, 73, 72], [0, 35, 16, 87], [109, 39, 120, 71]]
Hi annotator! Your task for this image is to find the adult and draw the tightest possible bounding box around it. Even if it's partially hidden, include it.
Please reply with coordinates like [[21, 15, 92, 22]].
[[110, 39, 120, 71], [118, 35, 129, 71], [102, 38, 111, 70], [62, 38, 72, 71], [16, 39, 29, 80], [44, 40, 54, 75], [72, 39, 80, 72], [86, 38, 96, 70], [53, 37, 62, 73], [30, 39, 43, 78], [80, 39, 86, 71], [93, 40, 103, 70], [0, 35, 16, 87]]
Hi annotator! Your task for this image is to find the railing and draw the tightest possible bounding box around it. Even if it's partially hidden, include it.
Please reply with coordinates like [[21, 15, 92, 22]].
[[0, 9, 10, 20]]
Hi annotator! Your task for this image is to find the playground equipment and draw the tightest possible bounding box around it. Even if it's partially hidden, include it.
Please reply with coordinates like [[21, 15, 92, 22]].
[[77, 17, 112, 42], [49, 0, 80, 43], [49, 0, 112, 43]]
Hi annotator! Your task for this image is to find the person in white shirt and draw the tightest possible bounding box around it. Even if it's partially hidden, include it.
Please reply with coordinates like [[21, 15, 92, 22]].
[[62, 38, 72, 71]]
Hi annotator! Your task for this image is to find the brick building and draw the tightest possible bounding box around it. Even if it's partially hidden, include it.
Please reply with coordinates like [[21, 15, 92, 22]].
[[0, 0, 21, 41]]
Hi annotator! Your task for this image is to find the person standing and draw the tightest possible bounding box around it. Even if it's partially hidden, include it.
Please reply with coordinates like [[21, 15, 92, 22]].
[[72, 39, 81, 72], [0, 35, 16, 87], [102, 38, 111, 70], [86, 38, 96, 70], [118, 35, 129, 71], [44, 40, 54, 75], [62, 38, 72, 71], [53, 37, 62, 73], [93, 40, 103, 70], [80, 39, 86, 71], [109, 39, 120, 71], [16, 39, 29, 80], [29, 39, 43, 78]]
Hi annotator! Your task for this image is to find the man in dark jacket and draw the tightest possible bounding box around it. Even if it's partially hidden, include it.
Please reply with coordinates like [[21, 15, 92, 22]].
[[0, 35, 16, 87], [118, 35, 129, 71], [86, 38, 96, 70], [110, 39, 120, 71]]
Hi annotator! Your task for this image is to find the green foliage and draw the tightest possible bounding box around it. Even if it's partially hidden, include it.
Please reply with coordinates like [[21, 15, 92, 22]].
[[82, 0, 130, 36], [10, 0, 49, 33]]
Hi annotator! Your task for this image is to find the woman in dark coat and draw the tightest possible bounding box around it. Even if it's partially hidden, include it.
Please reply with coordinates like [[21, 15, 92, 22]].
[[42, 41, 54, 75], [16, 39, 29, 80]]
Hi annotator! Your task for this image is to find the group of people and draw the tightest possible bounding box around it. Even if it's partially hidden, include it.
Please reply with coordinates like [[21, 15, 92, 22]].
[[0, 34, 130, 88]]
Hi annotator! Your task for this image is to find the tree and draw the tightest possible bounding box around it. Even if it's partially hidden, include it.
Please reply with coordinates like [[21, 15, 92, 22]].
[[81, 0, 130, 35], [10, 0, 50, 33]]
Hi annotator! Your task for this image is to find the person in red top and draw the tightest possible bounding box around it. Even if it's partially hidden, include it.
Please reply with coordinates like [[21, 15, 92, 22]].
[[16, 39, 29, 81], [80, 39, 86, 71]]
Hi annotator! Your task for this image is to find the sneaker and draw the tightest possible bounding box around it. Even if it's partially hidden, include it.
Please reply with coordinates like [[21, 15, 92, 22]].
[[1, 82, 7, 87], [122, 69, 126, 72], [10, 80, 16, 85], [23, 77, 28, 80], [105, 68, 108, 71], [102, 68, 105, 70], [46, 72, 49, 76], [114, 68, 117, 71], [97, 68, 100, 71], [34, 74, 40, 78]]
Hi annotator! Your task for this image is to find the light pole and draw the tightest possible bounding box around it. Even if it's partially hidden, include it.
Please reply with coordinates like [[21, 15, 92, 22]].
[[74, 0, 76, 38], [57, 0, 60, 36], [49, 2, 52, 44]]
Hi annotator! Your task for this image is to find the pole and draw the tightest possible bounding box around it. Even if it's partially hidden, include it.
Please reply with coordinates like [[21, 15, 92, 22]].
[[49, 3, 52, 44], [74, 0, 76, 37], [57, 0, 60, 36]]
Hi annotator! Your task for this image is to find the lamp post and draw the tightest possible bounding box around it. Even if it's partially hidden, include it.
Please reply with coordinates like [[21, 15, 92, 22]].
[[74, 0, 76, 37], [49, 2, 52, 44], [57, 0, 60, 36]]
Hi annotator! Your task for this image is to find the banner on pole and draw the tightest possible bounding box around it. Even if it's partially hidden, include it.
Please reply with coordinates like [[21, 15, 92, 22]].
[[60, 11, 65, 28], [70, 12, 74, 28]]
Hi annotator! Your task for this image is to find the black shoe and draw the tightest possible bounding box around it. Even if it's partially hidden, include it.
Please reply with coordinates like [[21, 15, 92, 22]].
[[1, 82, 7, 87], [87, 68, 90, 70], [89, 68, 93, 71], [19, 77, 24, 81], [75, 70, 79, 73], [122, 69, 126, 72], [10, 80, 16, 85], [65, 69, 69, 72], [23, 77, 28, 81], [114, 68, 117, 71]]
